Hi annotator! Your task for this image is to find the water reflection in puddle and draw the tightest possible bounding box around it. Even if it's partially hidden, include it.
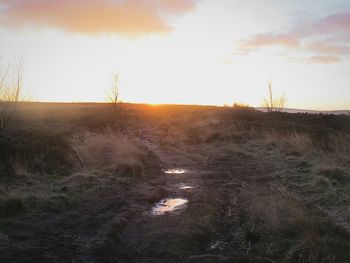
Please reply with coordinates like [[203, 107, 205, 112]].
[[177, 183, 194, 190], [152, 198, 188, 215], [164, 169, 188, 175]]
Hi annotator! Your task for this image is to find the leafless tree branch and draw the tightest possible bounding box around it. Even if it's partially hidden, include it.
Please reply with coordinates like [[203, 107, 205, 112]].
[[106, 71, 120, 115], [262, 81, 286, 112], [0, 56, 23, 132]]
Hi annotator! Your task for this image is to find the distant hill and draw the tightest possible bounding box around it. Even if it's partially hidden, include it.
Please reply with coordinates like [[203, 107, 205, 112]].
[[255, 107, 350, 115]]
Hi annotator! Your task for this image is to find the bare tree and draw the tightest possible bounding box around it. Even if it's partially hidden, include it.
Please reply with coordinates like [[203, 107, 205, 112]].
[[0, 56, 23, 132], [263, 81, 286, 112], [107, 72, 120, 114]]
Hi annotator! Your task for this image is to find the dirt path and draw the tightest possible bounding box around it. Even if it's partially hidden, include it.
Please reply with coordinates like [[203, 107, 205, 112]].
[[0, 137, 283, 263], [0, 138, 226, 263], [3, 136, 347, 263]]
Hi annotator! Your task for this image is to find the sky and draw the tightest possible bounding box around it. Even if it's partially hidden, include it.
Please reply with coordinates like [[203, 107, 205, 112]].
[[0, 0, 349, 110]]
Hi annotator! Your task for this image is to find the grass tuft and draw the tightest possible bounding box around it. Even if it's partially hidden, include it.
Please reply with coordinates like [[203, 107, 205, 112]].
[[70, 128, 145, 173]]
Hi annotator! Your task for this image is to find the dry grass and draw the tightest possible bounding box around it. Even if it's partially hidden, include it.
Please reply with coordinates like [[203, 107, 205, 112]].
[[0, 172, 68, 217], [311, 175, 331, 187], [329, 133, 350, 153], [260, 130, 313, 155], [285, 231, 332, 263], [250, 129, 350, 163], [233, 184, 347, 262], [0, 128, 150, 219], [10, 157, 31, 177], [326, 133, 350, 165], [237, 184, 311, 231], [312, 163, 348, 184], [70, 128, 145, 171]]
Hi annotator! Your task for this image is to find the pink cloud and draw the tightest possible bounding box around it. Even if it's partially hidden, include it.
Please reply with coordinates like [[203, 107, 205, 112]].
[[314, 10, 350, 34], [237, 10, 350, 63], [0, 0, 199, 36], [306, 42, 350, 55]]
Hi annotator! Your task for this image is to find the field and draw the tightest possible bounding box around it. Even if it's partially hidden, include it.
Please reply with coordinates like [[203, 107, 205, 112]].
[[1, 102, 350, 263]]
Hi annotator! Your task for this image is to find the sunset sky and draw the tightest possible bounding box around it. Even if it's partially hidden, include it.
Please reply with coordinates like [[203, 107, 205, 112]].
[[1, 0, 349, 110]]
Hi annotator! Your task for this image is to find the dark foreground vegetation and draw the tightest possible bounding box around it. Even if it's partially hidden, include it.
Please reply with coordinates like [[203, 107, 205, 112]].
[[1, 102, 350, 262]]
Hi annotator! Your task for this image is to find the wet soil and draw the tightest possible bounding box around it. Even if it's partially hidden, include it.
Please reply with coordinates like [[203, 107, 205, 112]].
[[1, 134, 350, 262], [0, 133, 222, 262]]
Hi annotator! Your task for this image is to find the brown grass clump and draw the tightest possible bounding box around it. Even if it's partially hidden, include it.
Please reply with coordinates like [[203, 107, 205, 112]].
[[329, 133, 350, 154], [260, 130, 313, 155], [311, 175, 331, 187], [285, 231, 331, 263], [326, 133, 350, 165], [233, 184, 349, 262], [237, 184, 311, 232], [10, 157, 31, 178], [313, 163, 348, 184], [70, 128, 145, 172]]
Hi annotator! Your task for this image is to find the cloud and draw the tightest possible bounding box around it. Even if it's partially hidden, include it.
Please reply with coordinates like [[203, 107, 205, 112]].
[[238, 33, 300, 54], [313, 10, 350, 35], [237, 10, 350, 63], [0, 0, 199, 36], [305, 42, 350, 55], [289, 55, 341, 64]]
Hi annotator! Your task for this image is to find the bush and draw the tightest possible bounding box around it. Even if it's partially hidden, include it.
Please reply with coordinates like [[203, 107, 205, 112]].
[[0, 130, 73, 179]]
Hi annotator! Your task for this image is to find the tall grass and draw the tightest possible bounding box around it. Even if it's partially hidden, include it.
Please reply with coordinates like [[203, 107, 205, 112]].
[[261, 130, 313, 155], [70, 128, 145, 171], [234, 184, 348, 262]]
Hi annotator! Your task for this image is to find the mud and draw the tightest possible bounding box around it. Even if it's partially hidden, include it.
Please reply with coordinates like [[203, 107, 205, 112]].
[[1, 128, 350, 263]]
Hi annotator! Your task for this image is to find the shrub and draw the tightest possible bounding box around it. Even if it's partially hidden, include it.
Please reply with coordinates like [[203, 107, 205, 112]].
[[0, 130, 73, 179]]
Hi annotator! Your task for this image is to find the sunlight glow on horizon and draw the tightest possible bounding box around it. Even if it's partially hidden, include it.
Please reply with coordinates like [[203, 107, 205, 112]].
[[1, 0, 349, 110]]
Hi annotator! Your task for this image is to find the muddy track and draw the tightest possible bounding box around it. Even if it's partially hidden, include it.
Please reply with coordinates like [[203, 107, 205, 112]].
[[1, 136, 306, 263], [0, 138, 231, 262]]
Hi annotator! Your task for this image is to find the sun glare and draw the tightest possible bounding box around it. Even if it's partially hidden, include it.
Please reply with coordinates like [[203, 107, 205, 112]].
[[0, 0, 349, 110], [1, 1, 350, 261]]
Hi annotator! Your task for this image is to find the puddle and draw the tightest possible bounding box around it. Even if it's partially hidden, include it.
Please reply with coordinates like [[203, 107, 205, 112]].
[[164, 169, 188, 175], [152, 198, 188, 215], [177, 183, 194, 190]]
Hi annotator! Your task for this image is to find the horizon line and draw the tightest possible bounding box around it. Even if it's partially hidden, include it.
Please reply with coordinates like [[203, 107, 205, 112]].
[[13, 101, 350, 112]]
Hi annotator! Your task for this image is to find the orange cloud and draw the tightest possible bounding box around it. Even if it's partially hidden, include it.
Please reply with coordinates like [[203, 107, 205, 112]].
[[238, 33, 300, 54], [0, 0, 199, 36], [237, 10, 350, 63], [306, 56, 341, 64], [290, 55, 341, 64]]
